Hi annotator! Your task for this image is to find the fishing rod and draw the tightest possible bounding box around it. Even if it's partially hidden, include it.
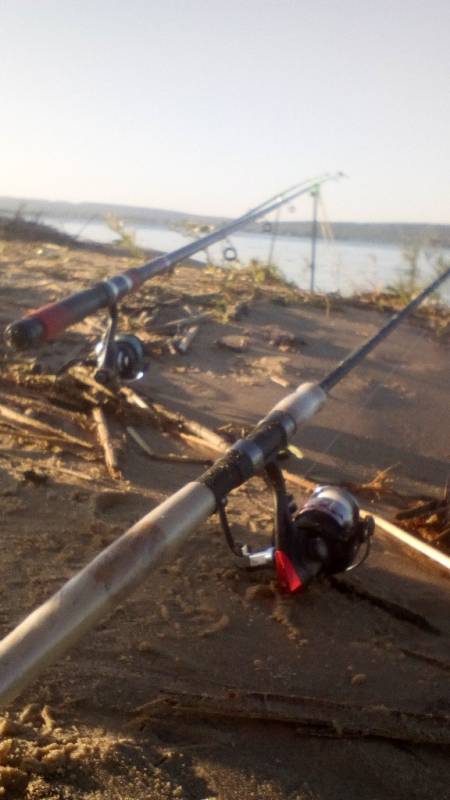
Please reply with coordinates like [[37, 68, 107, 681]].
[[1, 264, 448, 706], [4, 173, 340, 385]]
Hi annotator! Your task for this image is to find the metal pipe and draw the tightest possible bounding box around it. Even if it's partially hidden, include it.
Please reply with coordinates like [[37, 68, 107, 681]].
[[4, 174, 341, 350], [0, 267, 448, 706]]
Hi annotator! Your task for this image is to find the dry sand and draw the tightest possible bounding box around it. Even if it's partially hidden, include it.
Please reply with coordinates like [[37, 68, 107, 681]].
[[0, 234, 449, 799]]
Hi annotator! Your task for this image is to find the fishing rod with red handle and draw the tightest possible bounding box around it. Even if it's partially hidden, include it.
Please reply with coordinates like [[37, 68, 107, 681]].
[[4, 174, 339, 352], [0, 265, 448, 706]]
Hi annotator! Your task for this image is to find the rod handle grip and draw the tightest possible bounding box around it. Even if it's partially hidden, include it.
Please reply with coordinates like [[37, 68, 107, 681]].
[[4, 300, 78, 349]]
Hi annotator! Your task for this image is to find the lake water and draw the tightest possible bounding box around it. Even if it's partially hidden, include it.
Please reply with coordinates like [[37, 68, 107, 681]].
[[42, 215, 450, 304]]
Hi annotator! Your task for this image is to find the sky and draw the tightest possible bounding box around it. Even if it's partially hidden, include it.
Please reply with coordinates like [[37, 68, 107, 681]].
[[1, 0, 449, 223]]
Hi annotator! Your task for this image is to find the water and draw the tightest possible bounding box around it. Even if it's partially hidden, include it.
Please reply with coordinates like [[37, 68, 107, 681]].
[[42, 215, 450, 304]]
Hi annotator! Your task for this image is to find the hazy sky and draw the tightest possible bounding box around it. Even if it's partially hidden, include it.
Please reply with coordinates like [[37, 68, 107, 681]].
[[1, 0, 449, 222]]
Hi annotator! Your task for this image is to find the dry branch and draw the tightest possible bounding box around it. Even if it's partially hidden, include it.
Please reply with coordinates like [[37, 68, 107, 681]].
[[0, 402, 92, 449], [119, 387, 161, 426], [92, 407, 121, 479], [177, 432, 225, 458], [120, 388, 230, 453], [127, 426, 211, 465], [396, 499, 447, 521], [72, 368, 118, 401], [132, 687, 450, 745], [153, 311, 213, 334], [175, 325, 199, 354]]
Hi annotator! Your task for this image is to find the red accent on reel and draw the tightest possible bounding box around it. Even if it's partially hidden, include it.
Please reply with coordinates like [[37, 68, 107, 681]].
[[274, 550, 303, 593]]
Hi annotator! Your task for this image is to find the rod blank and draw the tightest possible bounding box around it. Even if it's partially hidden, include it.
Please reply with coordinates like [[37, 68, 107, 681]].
[[0, 482, 215, 706], [321, 264, 450, 392], [0, 245, 448, 708], [4, 174, 339, 349]]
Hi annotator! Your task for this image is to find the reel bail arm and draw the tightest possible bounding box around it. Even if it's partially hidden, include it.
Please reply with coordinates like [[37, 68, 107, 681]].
[[217, 458, 374, 592], [94, 303, 145, 387]]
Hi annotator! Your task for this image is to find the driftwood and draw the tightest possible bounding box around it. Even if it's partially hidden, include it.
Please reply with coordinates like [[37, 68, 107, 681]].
[[216, 335, 249, 353], [153, 311, 213, 334], [146, 401, 229, 453], [132, 687, 450, 745], [177, 432, 225, 459], [401, 648, 450, 672], [119, 386, 161, 424], [180, 291, 221, 306], [175, 325, 199, 354], [121, 389, 229, 459], [396, 499, 448, 521], [121, 390, 314, 481], [269, 374, 290, 388], [0, 402, 92, 449], [92, 407, 121, 479], [127, 425, 211, 465], [72, 368, 118, 401], [173, 415, 228, 452], [0, 390, 84, 426], [51, 464, 111, 485]]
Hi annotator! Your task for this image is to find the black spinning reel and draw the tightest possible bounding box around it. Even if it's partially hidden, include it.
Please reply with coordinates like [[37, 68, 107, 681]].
[[94, 305, 145, 387], [218, 460, 374, 593]]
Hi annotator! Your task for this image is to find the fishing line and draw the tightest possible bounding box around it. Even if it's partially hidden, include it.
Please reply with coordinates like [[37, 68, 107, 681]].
[[5, 173, 342, 352], [317, 193, 342, 293], [301, 332, 421, 482], [301, 264, 449, 481], [267, 205, 281, 265], [1, 265, 449, 706]]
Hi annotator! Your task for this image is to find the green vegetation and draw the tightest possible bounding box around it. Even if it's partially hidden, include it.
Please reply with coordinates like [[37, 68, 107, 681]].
[[387, 239, 448, 304], [104, 214, 143, 259]]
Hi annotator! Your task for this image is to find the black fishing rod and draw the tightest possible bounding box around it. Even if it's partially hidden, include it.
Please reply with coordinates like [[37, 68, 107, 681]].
[[5, 174, 339, 356], [1, 264, 448, 706]]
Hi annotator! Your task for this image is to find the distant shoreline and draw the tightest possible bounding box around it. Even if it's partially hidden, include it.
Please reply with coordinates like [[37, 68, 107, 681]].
[[1, 195, 449, 249]]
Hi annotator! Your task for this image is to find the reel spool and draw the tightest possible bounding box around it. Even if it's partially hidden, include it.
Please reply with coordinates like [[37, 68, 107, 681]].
[[95, 334, 145, 386], [218, 461, 374, 593], [94, 305, 145, 387]]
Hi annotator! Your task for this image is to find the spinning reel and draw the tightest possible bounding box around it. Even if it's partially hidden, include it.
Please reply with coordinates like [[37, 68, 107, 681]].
[[218, 460, 374, 592], [93, 305, 145, 387]]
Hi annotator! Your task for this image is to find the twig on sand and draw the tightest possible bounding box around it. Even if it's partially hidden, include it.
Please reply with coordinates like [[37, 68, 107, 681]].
[[174, 324, 199, 354], [396, 499, 448, 522], [121, 387, 229, 453], [131, 687, 450, 745], [127, 425, 211, 465], [72, 368, 118, 401], [125, 393, 318, 494], [119, 386, 162, 426], [178, 419, 227, 452], [51, 464, 112, 485], [177, 432, 225, 459], [0, 402, 92, 449], [92, 406, 121, 479], [153, 311, 212, 334]]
